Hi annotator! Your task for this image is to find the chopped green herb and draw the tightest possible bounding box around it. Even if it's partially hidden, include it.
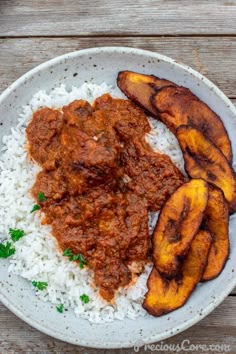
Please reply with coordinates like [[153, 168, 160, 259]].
[[80, 294, 90, 304], [63, 248, 73, 258], [63, 248, 87, 268], [32, 281, 48, 291], [0, 242, 15, 258], [77, 253, 87, 269], [56, 304, 64, 313], [37, 191, 47, 202], [30, 204, 40, 213], [9, 228, 24, 242]]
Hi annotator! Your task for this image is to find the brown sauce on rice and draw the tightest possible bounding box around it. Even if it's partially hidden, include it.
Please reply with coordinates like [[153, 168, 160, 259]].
[[26, 94, 184, 300]]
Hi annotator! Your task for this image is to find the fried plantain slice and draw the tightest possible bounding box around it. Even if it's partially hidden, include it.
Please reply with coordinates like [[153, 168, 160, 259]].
[[117, 71, 175, 116], [151, 86, 232, 162], [176, 125, 236, 213], [201, 186, 229, 281], [152, 179, 208, 278], [143, 230, 212, 316]]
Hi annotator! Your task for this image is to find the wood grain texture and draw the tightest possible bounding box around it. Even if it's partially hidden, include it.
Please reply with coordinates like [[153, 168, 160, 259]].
[[0, 0, 236, 36], [0, 297, 236, 353], [0, 37, 236, 97]]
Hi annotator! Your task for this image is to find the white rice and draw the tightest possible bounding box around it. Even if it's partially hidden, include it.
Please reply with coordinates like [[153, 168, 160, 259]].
[[0, 83, 184, 323]]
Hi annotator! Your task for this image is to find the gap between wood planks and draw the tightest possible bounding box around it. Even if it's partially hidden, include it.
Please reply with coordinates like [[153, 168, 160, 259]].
[[1, 34, 236, 39]]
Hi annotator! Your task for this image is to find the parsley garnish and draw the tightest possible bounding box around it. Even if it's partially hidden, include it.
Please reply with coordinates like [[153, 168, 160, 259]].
[[80, 294, 90, 304], [9, 228, 24, 242], [37, 191, 47, 202], [56, 304, 64, 313], [0, 242, 15, 258], [77, 254, 87, 269], [30, 204, 40, 213], [62, 248, 73, 258], [32, 281, 48, 291], [63, 249, 87, 268]]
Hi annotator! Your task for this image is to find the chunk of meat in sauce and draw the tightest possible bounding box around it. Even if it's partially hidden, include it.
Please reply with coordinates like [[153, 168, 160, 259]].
[[121, 139, 185, 211], [93, 93, 151, 140], [26, 93, 184, 301], [62, 101, 121, 172], [31, 169, 67, 202], [26, 108, 63, 170]]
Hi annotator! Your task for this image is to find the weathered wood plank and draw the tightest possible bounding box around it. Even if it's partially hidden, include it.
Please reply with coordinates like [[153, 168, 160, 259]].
[[0, 37, 236, 97], [0, 297, 235, 353], [0, 0, 236, 36]]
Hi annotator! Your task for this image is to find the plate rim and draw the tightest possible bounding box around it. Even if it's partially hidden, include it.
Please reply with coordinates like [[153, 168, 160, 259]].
[[0, 46, 236, 348]]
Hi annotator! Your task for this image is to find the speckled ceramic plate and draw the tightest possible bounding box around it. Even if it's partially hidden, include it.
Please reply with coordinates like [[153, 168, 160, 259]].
[[0, 47, 236, 349]]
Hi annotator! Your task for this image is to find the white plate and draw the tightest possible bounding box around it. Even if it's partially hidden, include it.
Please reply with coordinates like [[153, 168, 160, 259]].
[[0, 47, 236, 349]]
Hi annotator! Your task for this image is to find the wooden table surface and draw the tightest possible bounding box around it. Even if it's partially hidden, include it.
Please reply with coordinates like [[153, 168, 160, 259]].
[[0, 1, 236, 353]]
